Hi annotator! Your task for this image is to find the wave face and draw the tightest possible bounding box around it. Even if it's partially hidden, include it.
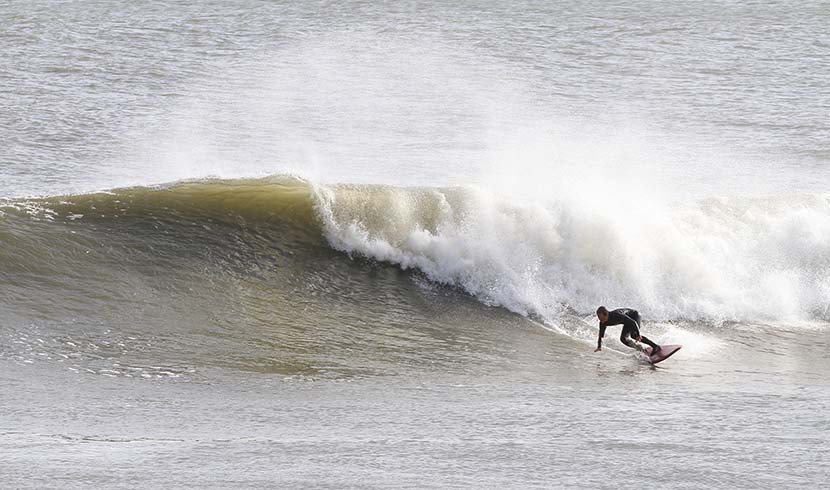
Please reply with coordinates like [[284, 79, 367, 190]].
[[0, 177, 322, 291], [0, 177, 526, 377], [2, 176, 829, 331]]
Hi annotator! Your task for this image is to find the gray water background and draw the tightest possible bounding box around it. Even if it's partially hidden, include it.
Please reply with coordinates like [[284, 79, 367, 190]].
[[1, 1, 829, 489]]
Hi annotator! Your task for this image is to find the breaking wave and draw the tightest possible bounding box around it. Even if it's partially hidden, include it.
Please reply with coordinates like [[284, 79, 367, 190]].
[[3, 176, 829, 326]]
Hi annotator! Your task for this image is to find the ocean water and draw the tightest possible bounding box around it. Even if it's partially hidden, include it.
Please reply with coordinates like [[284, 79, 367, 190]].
[[1, 1, 829, 488]]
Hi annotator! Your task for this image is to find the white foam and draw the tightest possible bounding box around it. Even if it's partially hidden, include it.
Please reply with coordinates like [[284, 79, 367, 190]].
[[313, 183, 830, 325]]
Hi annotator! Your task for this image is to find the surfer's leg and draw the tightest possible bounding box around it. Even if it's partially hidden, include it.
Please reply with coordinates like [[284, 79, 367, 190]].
[[639, 335, 661, 352], [629, 312, 661, 352], [619, 328, 638, 349]]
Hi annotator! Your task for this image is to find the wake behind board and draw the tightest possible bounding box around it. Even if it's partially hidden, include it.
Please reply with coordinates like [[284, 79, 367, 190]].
[[643, 344, 682, 364]]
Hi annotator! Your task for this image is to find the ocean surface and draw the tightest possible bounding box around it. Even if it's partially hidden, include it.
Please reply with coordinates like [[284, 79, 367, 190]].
[[1, 1, 829, 488]]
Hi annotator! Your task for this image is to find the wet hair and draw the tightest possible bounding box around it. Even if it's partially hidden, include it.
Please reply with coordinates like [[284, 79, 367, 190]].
[[596, 306, 608, 316]]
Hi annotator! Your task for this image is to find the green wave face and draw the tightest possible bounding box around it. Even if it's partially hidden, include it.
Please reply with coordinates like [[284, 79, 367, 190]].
[[0, 177, 523, 379]]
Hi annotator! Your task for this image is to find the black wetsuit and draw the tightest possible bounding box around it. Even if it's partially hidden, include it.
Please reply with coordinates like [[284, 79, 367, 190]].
[[598, 308, 660, 351]]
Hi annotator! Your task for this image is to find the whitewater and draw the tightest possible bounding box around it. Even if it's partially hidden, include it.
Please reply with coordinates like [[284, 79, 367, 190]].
[[315, 182, 830, 324], [2, 1, 829, 489]]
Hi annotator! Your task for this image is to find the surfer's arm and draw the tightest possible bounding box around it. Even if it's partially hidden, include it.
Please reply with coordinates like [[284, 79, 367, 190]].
[[595, 323, 607, 351]]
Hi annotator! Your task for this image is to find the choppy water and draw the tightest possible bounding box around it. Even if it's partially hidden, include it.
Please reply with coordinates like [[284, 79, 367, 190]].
[[2, 1, 829, 489]]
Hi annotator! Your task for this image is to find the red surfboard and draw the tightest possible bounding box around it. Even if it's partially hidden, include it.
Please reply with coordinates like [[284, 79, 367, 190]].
[[644, 344, 682, 364]]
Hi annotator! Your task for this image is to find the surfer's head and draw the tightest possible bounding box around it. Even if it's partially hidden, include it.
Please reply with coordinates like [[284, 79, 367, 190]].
[[596, 306, 609, 323]]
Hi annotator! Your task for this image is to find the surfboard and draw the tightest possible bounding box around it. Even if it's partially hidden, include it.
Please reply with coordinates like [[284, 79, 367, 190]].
[[643, 344, 682, 364]]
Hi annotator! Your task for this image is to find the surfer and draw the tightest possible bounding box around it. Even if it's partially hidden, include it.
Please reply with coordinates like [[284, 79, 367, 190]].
[[593, 306, 661, 355]]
